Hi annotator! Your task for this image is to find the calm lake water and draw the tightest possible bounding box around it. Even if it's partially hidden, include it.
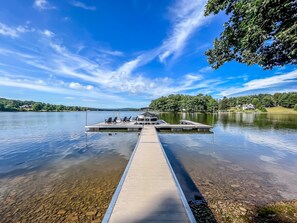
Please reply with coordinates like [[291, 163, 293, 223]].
[[0, 111, 297, 222]]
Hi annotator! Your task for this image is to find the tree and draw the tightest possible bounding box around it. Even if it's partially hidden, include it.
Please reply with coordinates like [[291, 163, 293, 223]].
[[294, 104, 297, 111], [278, 93, 290, 107], [193, 96, 207, 112], [273, 93, 282, 105], [57, 105, 65, 111], [167, 94, 182, 112], [288, 93, 297, 108], [262, 96, 275, 107], [251, 98, 258, 105], [0, 103, 4, 111], [251, 98, 260, 108], [205, 0, 297, 69], [32, 103, 43, 111], [259, 106, 268, 112], [219, 96, 229, 110], [205, 95, 218, 112]]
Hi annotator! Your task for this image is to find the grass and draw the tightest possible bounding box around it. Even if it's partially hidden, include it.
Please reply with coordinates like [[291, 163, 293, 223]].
[[266, 106, 297, 114]]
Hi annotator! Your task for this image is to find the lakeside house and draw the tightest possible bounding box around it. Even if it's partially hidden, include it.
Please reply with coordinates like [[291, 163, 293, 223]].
[[242, 104, 255, 110], [19, 104, 32, 109]]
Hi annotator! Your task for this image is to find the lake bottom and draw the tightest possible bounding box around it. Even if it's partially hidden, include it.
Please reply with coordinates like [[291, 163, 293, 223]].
[[161, 134, 297, 223], [0, 153, 127, 223]]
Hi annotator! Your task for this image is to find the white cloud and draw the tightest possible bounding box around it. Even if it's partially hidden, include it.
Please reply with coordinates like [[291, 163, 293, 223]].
[[42, 29, 55, 37], [86, 85, 94, 90], [198, 66, 212, 73], [0, 39, 222, 99], [0, 23, 29, 38], [69, 82, 94, 90], [34, 0, 55, 10], [221, 70, 297, 96], [185, 74, 203, 82], [159, 0, 210, 63], [70, 1, 96, 10], [0, 23, 224, 102], [0, 48, 34, 59], [0, 76, 122, 101], [99, 49, 124, 57]]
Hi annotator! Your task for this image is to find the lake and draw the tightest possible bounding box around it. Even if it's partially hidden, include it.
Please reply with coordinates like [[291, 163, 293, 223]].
[[0, 111, 297, 222]]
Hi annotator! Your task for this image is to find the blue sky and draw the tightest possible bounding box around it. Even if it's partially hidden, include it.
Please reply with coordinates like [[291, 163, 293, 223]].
[[0, 0, 296, 108]]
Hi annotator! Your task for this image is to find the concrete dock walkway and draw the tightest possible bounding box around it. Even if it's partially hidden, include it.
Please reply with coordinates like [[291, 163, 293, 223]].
[[102, 125, 196, 223]]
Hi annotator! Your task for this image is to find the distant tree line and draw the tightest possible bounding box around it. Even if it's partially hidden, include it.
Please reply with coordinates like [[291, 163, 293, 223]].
[[0, 98, 94, 112], [149, 92, 297, 112], [149, 94, 218, 112], [219, 92, 297, 111]]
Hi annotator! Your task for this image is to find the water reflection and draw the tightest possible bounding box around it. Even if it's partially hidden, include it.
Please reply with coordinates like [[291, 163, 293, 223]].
[[1, 111, 297, 222], [160, 112, 297, 222], [159, 112, 297, 130], [0, 111, 139, 222]]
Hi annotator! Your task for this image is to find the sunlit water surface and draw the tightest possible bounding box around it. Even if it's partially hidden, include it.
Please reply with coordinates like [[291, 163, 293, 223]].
[[0, 111, 297, 222], [0, 111, 139, 222], [159, 113, 297, 207]]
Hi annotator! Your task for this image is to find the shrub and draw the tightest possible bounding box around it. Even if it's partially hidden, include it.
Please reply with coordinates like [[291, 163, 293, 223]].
[[259, 106, 267, 112]]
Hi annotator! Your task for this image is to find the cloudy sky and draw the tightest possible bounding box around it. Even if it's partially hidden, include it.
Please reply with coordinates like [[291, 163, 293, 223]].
[[0, 0, 296, 108]]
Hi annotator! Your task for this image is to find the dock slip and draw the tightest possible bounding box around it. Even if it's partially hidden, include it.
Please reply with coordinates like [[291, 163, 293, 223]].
[[102, 126, 196, 223]]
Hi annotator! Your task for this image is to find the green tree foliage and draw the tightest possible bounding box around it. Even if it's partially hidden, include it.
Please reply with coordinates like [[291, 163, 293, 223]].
[[56, 105, 65, 112], [149, 94, 218, 113], [294, 104, 297, 111], [32, 103, 43, 111], [218, 92, 297, 110], [0, 103, 4, 111], [259, 106, 268, 112], [277, 92, 297, 108], [204, 0, 297, 69], [0, 98, 93, 112], [252, 98, 259, 106], [262, 96, 275, 107], [219, 96, 229, 110], [288, 94, 297, 107], [149, 92, 297, 112], [251, 98, 261, 109]]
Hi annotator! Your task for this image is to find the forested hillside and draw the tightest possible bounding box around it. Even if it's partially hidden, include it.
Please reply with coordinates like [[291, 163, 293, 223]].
[[149, 92, 297, 112]]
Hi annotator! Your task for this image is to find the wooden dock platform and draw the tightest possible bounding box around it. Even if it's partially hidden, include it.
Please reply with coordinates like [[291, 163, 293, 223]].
[[102, 126, 196, 223]]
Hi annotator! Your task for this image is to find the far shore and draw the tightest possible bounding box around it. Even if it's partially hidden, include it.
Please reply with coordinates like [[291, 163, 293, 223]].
[[1, 106, 297, 114], [153, 106, 297, 114]]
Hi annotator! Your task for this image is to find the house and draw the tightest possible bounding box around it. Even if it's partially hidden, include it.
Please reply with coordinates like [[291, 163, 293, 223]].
[[242, 104, 255, 110], [19, 104, 32, 109]]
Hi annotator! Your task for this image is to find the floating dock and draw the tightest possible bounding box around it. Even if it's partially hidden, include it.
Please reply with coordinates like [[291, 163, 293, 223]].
[[86, 122, 143, 132], [85, 119, 212, 132], [102, 126, 196, 223]]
